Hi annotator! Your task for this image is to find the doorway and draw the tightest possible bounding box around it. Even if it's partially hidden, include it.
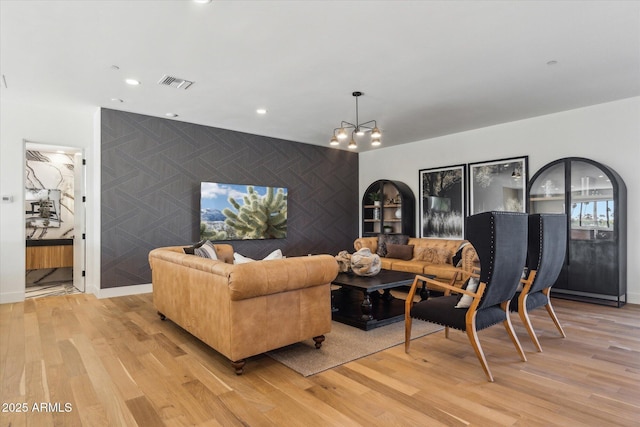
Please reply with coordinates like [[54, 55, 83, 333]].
[[24, 141, 85, 297]]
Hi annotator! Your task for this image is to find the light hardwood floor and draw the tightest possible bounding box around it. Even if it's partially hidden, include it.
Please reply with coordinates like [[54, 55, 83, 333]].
[[1, 293, 639, 426]]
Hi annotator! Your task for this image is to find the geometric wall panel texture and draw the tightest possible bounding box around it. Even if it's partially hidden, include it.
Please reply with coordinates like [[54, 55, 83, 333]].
[[101, 109, 359, 288]]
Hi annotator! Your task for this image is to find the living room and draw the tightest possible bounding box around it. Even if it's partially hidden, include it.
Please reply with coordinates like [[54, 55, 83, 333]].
[[1, 1, 638, 305], [1, 1, 639, 425]]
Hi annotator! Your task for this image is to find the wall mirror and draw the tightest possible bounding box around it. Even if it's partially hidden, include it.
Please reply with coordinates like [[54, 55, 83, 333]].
[[25, 188, 61, 228]]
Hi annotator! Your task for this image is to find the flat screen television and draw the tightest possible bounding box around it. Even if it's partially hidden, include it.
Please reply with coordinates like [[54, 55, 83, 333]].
[[200, 182, 287, 240]]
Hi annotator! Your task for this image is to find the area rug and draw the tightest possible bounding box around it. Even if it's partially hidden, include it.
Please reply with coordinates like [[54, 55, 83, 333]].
[[266, 320, 443, 377]]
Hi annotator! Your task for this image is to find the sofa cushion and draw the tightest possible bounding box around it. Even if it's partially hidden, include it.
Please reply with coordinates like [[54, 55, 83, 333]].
[[388, 260, 425, 274], [452, 242, 470, 267], [414, 246, 451, 264], [379, 257, 394, 270], [183, 240, 206, 255], [234, 252, 255, 264], [194, 241, 218, 259], [455, 277, 480, 308], [234, 249, 284, 264], [385, 243, 414, 261], [423, 264, 459, 280], [377, 234, 409, 257], [263, 249, 284, 260]]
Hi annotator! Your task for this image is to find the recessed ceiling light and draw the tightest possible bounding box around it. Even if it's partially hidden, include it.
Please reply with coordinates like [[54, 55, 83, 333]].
[[256, 108, 267, 114], [110, 65, 120, 71], [165, 113, 178, 118], [111, 98, 123, 103], [125, 78, 141, 85], [546, 60, 558, 66]]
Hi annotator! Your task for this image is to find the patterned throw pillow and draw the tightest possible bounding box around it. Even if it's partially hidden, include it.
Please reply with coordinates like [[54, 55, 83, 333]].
[[183, 240, 206, 255], [377, 234, 409, 257], [194, 240, 218, 259], [414, 247, 451, 264], [452, 242, 470, 267]]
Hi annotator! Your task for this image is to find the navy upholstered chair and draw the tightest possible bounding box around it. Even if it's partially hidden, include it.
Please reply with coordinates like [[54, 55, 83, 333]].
[[510, 213, 567, 352], [404, 211, 529, 382]]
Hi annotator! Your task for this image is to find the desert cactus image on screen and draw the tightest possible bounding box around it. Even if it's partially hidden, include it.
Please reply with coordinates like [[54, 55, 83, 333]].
[[200, 183, 287, 240]]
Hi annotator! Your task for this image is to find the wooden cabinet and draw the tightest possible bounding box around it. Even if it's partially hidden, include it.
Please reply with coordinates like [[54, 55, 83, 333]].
[[528, 157, 627, 306], [362, 180, 415, 237], [25, 239, 74, 269]]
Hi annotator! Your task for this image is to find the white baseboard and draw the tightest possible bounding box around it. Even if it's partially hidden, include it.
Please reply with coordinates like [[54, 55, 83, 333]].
[[94, 283, 152, 299], [0, 290, 25, 304]]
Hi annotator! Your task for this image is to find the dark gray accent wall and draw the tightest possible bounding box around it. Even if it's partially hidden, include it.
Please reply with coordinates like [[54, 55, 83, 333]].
[[101, 109, 359, 288]]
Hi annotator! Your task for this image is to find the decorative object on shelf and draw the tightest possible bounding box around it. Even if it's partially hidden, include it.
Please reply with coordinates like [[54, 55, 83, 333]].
[[395, 208, 402, 219], [383, 225, 393, 233], [419, 164, 465, 239], [368, 191, 382, 206], [542, 179, 556, 197], [329, 91, 381, 149], [468, 156, 528, 215]]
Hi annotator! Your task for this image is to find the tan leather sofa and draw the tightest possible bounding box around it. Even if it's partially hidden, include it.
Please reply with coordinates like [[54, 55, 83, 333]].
[[354, 237, 478, 285], [149, 244, 339, 374]]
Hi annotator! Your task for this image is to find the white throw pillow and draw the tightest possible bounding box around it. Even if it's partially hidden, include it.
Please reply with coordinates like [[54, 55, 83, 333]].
[[233, 249, 284, 264], [233, 252, 255, 264], [263, 249, 283, 260], [455, 277, 479, 309]]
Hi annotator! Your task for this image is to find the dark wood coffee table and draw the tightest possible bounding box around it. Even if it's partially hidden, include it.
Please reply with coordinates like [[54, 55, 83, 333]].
[[331, 269, 434, 330]]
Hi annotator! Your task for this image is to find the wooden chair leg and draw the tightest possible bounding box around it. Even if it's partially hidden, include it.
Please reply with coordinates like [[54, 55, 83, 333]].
[[518, 293, 543, 352], [445, 326, 450, 339], [404, 316, 412, 353], [502, 302, 527, 362], [543, 288, 566, 338], [465, 327, 493, 382], [518, 308, 542, 352]]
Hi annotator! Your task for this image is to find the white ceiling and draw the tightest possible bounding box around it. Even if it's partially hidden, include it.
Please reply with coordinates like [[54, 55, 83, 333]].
[[1, 1, 639, 152]]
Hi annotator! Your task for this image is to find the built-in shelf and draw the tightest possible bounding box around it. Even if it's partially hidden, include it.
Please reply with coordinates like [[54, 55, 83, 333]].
[[362, 180, 415, 237], [529, 196, 564, 201]]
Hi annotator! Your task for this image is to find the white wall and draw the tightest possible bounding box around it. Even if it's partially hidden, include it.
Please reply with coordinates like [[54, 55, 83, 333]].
[[360, 97, 640, 303], [0, 100, 99, 303], [3, 97, 638, 303]]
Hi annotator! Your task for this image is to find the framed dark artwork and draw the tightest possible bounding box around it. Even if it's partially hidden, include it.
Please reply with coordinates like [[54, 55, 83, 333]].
[[419, 164, 466, 239], [468, 156, 528, 215], [200, 182, 287, 240]]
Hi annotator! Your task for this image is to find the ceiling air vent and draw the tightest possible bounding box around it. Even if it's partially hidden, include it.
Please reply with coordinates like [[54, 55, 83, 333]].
[[158, 75, 194, 90]]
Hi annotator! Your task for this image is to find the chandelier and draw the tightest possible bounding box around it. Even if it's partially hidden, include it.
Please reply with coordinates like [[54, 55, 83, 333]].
[[330, 91, 381, 149]]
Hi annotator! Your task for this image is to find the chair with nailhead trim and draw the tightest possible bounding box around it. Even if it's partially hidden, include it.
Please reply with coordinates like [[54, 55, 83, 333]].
[[405, 211, 529, 382], [510, 213, 567, 352]]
